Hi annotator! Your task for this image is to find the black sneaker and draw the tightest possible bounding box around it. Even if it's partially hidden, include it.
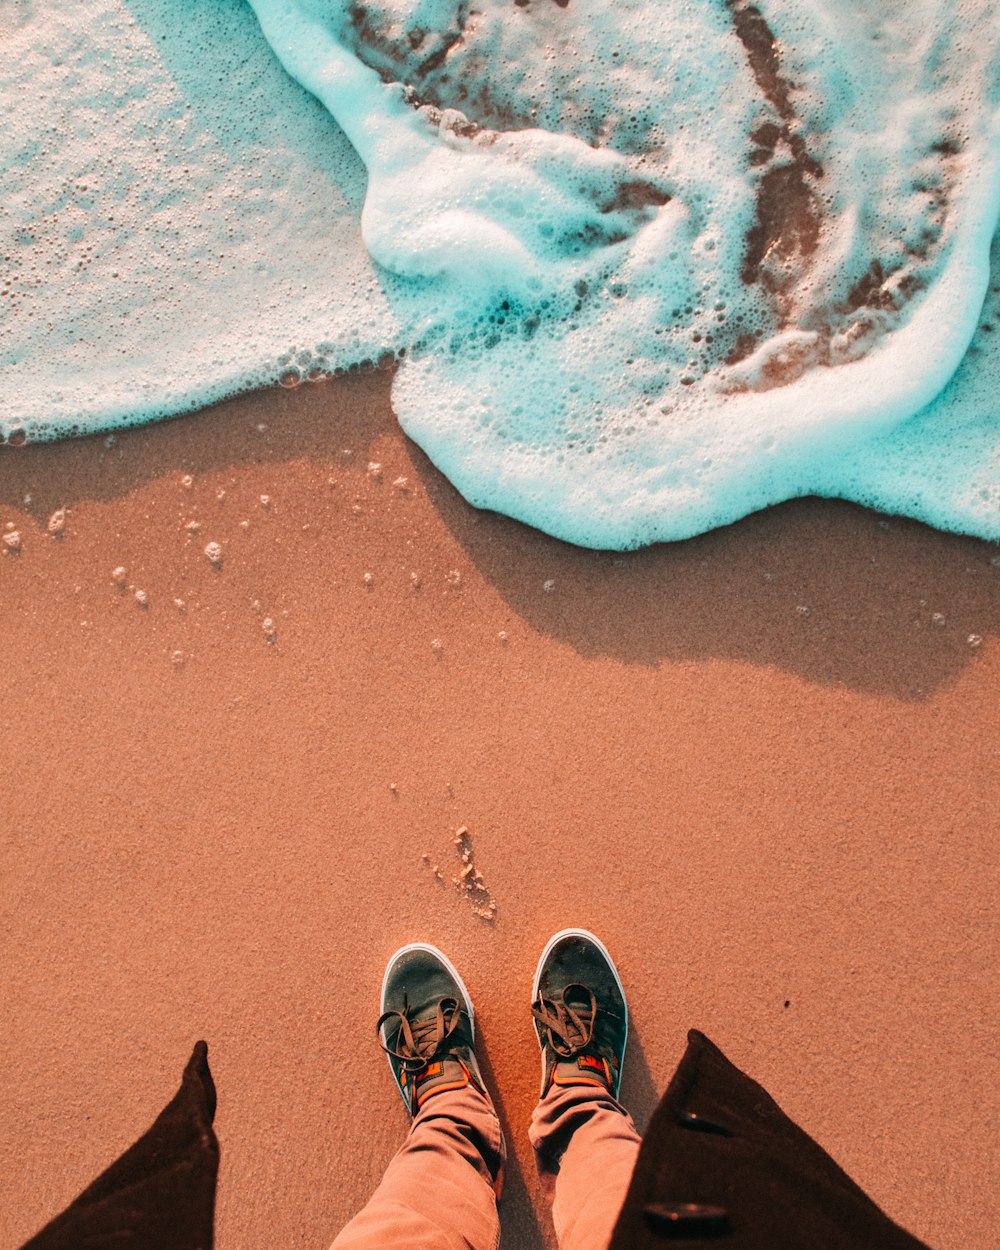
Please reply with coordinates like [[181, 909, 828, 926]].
[[377, 943, 489, 1117], [531, 928, 628, 1099]]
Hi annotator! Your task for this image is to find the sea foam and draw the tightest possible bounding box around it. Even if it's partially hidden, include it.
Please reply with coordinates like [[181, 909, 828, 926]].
[[1, 0, 400, 435], [3, 0, 1000, 548]]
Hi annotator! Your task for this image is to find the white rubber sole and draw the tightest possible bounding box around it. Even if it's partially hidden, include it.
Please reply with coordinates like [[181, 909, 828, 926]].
[[531, 928, 628, 1092]]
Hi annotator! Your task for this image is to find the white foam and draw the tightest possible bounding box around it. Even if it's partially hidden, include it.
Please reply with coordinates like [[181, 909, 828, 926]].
[[0, 0, 401, 440], [4, 0, 1000, 547]]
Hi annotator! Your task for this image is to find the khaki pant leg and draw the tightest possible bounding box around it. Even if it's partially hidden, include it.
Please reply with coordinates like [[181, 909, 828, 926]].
[[529, 1084, 641, 1250], [331, 1085, 503, 1250]]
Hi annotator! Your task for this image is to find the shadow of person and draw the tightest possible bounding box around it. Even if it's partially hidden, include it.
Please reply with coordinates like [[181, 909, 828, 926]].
[[618, 1020, 661, 1140], [475, 1034, 550, 1250]]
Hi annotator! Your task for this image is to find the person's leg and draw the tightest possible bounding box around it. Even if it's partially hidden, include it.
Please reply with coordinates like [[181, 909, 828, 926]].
[[530, 1082, 640, 1250], [528, 930, 640, 1250], [331, 944, 505, 1250], [332, 1082, 503, 1250]]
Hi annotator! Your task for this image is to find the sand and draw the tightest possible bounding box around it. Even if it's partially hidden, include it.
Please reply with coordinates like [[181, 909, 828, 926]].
[[1, 367, 998, 1249]]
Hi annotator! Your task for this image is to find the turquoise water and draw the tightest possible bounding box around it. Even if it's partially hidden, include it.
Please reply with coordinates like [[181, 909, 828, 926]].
[[3, 0, 1000, 547]]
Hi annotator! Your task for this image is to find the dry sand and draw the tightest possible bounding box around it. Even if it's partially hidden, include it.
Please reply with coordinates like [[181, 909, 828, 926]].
[[1, 368, 998, 1249]]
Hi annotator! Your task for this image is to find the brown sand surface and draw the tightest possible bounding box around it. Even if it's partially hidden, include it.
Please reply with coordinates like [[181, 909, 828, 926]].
[[2, 368, 998, 1249]]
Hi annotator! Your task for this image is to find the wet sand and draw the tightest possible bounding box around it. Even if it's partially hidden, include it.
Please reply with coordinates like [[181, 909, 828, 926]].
[[1, 368, 998, 1249]]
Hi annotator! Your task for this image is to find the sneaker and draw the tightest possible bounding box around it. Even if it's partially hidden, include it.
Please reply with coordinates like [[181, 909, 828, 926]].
[[377, 942, 488, 1117], [531, 928, 628, 1099]]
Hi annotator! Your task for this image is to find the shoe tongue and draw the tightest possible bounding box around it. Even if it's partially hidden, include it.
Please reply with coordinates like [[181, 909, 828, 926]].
[[402, 1054, 471, 1108], [552, 1051, 614, 1091]]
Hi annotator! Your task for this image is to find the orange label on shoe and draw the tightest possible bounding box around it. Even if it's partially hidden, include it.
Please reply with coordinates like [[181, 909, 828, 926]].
[[415, 1059, 471, 1108], [578, 1055, 607, 1077]]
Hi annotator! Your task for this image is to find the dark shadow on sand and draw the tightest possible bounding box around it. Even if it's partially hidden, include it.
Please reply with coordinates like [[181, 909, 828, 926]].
[[2, 366, 998, 701], [617, 1022, 661, 1140], [475, 1037, 549, 1250]]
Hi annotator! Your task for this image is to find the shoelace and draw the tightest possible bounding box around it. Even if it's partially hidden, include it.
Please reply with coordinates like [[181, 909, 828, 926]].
[[530, 983, 598, 1058], [377, 994, 464, 1074]]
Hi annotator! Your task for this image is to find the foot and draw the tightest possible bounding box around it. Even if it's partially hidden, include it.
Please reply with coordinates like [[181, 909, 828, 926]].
[[531, 928, 628, 1099], [378, 943, 489, 1117]]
